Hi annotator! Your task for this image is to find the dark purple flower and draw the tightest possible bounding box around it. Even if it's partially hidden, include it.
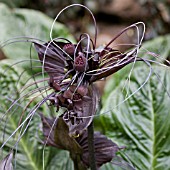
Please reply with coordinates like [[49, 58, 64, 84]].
[[33, 6, 145, 169], [34, 37, 138, 88], [34, 20, 143, 137]]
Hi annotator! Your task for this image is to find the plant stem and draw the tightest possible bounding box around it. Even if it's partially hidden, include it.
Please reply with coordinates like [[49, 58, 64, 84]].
[[88, 120, 97, 170], [71, 153, 87, 170]]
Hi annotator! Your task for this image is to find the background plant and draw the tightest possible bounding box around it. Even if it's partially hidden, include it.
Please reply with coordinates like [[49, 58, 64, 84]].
[[0, 2, 170, 170]]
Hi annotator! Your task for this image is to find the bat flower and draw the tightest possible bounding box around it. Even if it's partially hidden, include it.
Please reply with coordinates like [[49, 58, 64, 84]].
[[35, 39, 101, 135], [40, 114, 122, 169], [34, 34, 141, 89], [34, 28, 143, 108], [34, 20, 144, 137]]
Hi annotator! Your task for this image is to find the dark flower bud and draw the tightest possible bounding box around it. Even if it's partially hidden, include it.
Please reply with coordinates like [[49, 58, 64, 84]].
[[49, 76, 61, 91], [74, 52, 87, 72], [63, 88, 74, 99], [69, 85, 76, 92], [73, 93, 82, 101], [58, 94, 66, 104], [77, 86, 88, 96], [63, 43, 75, 55]]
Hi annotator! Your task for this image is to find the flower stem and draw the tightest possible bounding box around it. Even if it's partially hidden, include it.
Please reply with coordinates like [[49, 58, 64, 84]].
[[88, 120, 97, 170]]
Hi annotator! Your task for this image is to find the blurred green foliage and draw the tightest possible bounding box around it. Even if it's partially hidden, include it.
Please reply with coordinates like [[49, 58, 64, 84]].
[[0, 1, 170, 170], [96, 35, 170, 170]]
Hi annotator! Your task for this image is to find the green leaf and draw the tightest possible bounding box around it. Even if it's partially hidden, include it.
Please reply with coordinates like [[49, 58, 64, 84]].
[[139, 34, 170, 61], [46, 150, 74, 170], [0, 3, 74, 62], [100, 64, 170, 170], [0, 60, 47, 170], [101, 34, 170, 104], [0, 61, 74, 169], [0, 0, 27, 8]]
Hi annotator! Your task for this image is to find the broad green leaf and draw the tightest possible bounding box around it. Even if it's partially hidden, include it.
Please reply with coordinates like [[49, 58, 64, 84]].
[[0, 61, 73, 169], [139, 34, 170, 61], [0, 0, 27, 8], [46, 150, 74, 170], [0, 3, 74, 62], [100, 64, 170, 170], [0, 61, 44, 170], [102, 34, 170, 104]]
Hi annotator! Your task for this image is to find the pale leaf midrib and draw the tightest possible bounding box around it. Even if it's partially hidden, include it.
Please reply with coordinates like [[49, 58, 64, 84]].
[[149, 82, 156, 170]]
